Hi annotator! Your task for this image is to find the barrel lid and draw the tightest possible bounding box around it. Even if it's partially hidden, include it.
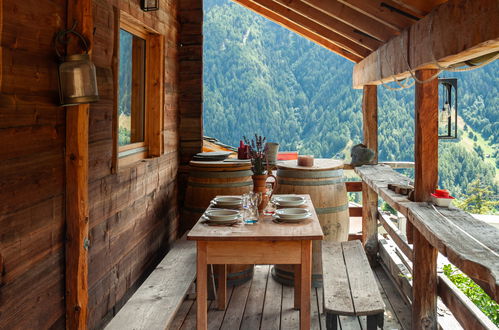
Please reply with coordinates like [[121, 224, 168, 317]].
[[276, 159, 343, 171], [189, 160, 252, 171]]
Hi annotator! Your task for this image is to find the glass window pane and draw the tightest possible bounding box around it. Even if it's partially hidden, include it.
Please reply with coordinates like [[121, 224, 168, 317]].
[[118, 29, 146, 147]]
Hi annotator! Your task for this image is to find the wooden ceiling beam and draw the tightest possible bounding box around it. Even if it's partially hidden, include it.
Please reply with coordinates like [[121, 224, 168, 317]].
[[390, 0, 447, 16], [250, 0, 371, 57], [337, 0, 419, 31], [274, 0, 382, 51], [232, 0, 363, 62], [302, 0, 398, 42], [352, 0, 499, 88]]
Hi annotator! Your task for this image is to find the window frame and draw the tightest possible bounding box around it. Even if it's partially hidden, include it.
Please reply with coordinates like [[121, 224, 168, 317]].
[[114, 12, 164, 170]]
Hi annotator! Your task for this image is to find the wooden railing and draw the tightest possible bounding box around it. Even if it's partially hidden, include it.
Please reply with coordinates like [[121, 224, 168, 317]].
[[352, 164, 498, 329]]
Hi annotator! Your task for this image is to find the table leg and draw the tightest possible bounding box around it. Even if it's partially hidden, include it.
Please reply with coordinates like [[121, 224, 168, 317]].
[[294, 264, 301, 310], [197, 242, 208, 330], [300, 240, 312, 330], [215, 264, 227, 310]]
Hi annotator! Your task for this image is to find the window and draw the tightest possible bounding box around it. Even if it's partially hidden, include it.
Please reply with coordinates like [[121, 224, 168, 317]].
[[116, 14, 164, 168]]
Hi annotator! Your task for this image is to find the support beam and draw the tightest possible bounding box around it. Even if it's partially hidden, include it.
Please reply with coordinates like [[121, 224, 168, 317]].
[[361, 85, 378, 264], [362, 85, 378, 164], [249, 0, 371, 57], [233, 0, 362, 62], [66, 1, 92, 328], [273, 0, 382, 51], [411, 69, 439, 329], [302, 0, 398, 42], [337, 0, 418, 31], [412, 229, 438, 329], [352, 0, 499, 88], [414, 70, 439, 203]]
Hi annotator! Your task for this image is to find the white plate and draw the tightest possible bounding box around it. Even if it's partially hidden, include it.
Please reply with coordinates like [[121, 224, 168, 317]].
[[275, 208, 311, 219], [205, 209, 241, 221], [272, 214, 309, 223], [202, 215, 240, 225], [202, 214, 242, 223], [213, 196, 243, 206], [273, 196, 305, 207]]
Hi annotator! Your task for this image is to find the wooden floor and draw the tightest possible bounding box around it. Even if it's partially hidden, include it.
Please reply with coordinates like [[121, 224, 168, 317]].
[[170, 265, 411, 330]]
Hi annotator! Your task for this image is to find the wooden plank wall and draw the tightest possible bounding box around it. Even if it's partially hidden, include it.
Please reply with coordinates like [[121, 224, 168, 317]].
[[0, 0, 181, 328], [178, 0, 203, 232], [88, 0, 180, 328], [0, 0, 67, 328]]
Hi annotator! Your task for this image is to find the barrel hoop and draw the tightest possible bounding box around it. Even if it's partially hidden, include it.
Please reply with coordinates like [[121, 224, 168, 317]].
[[214, 267, 254, 279], [271, 266, 322, 288], [315, 204, 349, 214], [277, 178, 345, 186], [277, 169, 343, 179], [190, 170, 253, 178], [188, 181, 253, 188]]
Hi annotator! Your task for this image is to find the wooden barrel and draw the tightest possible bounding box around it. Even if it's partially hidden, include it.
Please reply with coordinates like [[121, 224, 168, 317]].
[[183, 160, 254, 286], [272, 159, 349, 288]]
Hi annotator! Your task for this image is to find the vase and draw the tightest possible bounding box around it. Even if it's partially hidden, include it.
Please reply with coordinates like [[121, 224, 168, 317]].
[[252, 173, 276, 212]]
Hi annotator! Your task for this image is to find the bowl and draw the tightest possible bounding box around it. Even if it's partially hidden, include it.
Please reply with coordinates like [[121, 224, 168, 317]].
[[273, 196, 306, 207], [431, 194, 454, 207], [275, 208, 311, 219], [434, 189, 450, 198], [213, 196, 243, 206], [204, 209, 241, 221]]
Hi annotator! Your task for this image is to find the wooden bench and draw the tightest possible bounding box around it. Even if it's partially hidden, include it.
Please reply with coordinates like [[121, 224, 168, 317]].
[[322, 240, 385, 330], [105, 236, 196, 330]]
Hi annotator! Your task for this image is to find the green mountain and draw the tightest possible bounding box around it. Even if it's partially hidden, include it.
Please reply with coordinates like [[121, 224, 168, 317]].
[[202, 0, 498, 203]]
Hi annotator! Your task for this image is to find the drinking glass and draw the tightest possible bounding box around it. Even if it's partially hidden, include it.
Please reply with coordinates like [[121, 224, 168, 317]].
[[263, 183, 275, 215]]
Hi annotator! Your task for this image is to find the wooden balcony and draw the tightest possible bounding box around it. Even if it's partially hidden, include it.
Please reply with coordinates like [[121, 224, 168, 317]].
[[171, 264, 411, 330]]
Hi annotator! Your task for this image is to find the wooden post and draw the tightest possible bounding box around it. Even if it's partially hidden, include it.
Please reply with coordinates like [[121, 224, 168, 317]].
[[65, 1, 93, 328], [361, 85, 378, 264], [412, 69, 439, 330]]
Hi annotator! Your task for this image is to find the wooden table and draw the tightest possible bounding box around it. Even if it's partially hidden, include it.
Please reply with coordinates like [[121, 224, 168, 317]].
[[187, 194, 324, 330]]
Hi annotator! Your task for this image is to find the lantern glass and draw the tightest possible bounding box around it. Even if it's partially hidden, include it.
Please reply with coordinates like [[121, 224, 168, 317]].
[[58, 54, 99, 106], [141, 0, 159, 11], [438, 78, 458, 139]]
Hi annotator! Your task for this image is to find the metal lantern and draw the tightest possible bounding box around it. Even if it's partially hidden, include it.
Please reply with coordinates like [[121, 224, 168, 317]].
[[55, 23, 99, 107], [438, 78, 458, 139], [141, 0, 159, 11]]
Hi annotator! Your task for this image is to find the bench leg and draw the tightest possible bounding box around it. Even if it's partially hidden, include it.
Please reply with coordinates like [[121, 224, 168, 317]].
[[367, 313, 384, 330], [326, 314, 338, 330]]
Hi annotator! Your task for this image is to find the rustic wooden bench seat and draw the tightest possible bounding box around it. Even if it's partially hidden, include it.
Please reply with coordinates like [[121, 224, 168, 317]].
[[105, 236, 196, 330], [322, 240, 385, 330]]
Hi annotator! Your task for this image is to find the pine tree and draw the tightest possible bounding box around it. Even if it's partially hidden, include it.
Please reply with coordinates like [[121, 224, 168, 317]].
[[456, 179, 499, 214]]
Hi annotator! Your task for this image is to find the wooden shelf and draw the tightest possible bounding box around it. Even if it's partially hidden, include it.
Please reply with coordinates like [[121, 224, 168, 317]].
[[354, 164, 413, 217], [355, 164, 499, 301]]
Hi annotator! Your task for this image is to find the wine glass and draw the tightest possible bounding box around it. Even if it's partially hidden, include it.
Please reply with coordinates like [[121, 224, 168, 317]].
[[263, 183, 275, 215]]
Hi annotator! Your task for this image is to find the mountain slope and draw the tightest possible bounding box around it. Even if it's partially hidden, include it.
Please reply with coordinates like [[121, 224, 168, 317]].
[[202, 0, 498, 201]]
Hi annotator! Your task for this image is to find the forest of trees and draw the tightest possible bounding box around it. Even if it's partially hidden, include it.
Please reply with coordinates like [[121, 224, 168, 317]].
[[202, 0, 498, 209]]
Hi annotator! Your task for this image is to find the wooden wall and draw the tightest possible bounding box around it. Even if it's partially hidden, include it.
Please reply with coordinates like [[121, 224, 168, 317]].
[[0, 0, 67, 328], [178, 0, 203, 231], [0, 0, 182, 328]]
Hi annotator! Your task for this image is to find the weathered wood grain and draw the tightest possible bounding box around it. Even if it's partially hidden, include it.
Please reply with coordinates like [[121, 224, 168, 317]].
[[352, 0, 499, 87], [408, 203, 499, 301], [354, 164, 413, 217], [322, 241, 355, 315], [342, 241, 385, 315], [240, 265, 269, 330], [104, 238, 196, 330], [412, 229, 438, 329]]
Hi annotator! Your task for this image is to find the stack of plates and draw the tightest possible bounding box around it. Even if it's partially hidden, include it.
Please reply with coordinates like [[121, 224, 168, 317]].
[[192, 151, 232, 161], [273, 208, 311, 223], [203, 209, 242, 225], [272, 195, 306, 207], [211, 196, 243, 209]]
